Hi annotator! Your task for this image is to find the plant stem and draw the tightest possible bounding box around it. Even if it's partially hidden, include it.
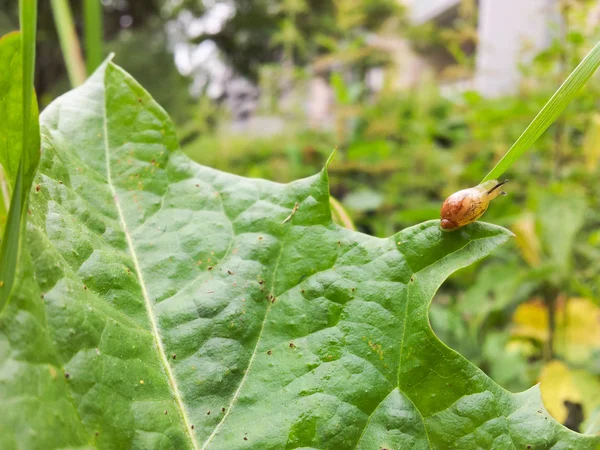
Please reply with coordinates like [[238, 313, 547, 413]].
[[542, 286, 558, 362], [50, 0, 86, 87], [83, 0, 103, 74], [546, 295, 556, 361]]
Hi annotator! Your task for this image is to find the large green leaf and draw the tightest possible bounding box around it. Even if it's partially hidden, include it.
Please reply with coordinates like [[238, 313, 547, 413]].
[[1, 61, 598, 450]]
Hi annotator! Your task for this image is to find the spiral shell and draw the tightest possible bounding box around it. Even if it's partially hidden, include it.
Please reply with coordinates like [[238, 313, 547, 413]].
[[440, 180, 507, 231]]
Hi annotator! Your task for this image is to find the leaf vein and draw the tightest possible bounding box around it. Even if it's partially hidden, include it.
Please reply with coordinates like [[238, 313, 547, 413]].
[[199, 204, 296, 449], [102, 91, 199, 450]]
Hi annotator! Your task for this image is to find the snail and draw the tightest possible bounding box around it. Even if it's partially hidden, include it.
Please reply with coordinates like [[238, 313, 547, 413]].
[[440, 180, 508, 231]]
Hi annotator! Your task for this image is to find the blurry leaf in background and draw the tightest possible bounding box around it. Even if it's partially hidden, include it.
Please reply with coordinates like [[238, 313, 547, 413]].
[[346, 139, 391, 162], [512, 298, 600, 364], [512, 213, 541, 267], [537, 185, 586, 273], [539, 360, 600, 431], [554, 298, 600, 364], [512, 299, 551, 343], [342, 188, 383, 212], [482, 332, 531, 393], [506, 339, 538, 360], [583, 113, 600, 172], [394, 202, 440, 226], [458, 261, 528, 330], [330, 72, 351, 105]]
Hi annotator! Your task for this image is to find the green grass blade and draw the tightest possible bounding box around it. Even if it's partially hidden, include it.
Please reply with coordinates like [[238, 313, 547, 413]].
[[20, 1, 35, 155], [0, 0, 39, 312], [83, 0, 103, 74], [0, 165, 8, 235], [0, 164, 25, 309], [483, 41, 600, 182], [50, 0, 86, 86]]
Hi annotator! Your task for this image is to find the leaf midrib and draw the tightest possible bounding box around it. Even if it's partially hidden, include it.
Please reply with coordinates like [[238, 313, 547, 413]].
[[101, 83, 199, 450]]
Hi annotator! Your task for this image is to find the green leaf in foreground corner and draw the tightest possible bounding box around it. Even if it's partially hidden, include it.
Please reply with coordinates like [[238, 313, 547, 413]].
[[1, 62, 598, 450], [0, 31, 40, 191], [0, 28, 41, 312]]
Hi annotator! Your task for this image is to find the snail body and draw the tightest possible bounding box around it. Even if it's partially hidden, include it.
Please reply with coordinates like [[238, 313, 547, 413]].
[[440, 180, 507, 231]]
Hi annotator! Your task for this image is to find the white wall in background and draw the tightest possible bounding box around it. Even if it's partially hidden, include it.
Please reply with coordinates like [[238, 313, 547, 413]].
[[406, 0, 461, 24], [474, 0, 558, 97]]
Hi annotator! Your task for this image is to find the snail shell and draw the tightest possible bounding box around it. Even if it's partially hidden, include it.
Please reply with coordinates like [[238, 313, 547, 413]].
[[440, 180, 507, 231]]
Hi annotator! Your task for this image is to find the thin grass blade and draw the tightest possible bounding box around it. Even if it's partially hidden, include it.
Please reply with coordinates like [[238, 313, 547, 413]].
[[50, 0, 86, 86], [83, 0, 103, 74], [483, 41, 600, 182]]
